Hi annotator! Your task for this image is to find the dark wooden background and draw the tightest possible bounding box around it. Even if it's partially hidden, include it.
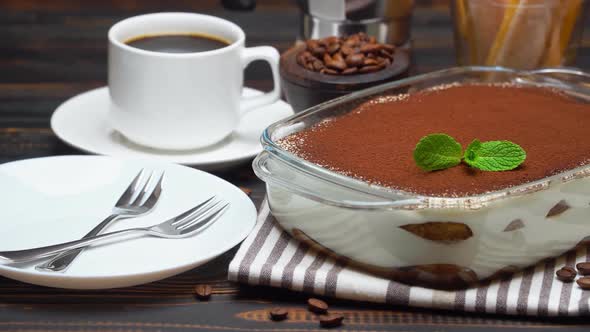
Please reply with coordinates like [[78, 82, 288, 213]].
[[1, 0, 590, 331]]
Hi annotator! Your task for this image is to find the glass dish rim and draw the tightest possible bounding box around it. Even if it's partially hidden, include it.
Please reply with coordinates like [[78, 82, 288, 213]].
[[257, 66, 590, 210]]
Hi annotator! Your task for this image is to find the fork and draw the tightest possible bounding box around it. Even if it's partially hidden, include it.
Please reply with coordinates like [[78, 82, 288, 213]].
[[0, 197, 228, 265], [35, 169, 164, 272]]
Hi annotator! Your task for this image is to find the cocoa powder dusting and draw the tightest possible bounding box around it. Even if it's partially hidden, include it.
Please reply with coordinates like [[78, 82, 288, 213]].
[[279, 84, 590, 196]]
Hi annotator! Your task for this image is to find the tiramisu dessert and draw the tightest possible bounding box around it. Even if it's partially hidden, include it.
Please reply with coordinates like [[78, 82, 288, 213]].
[[279, 84, 590, 197], [258, 73, 590, 289]]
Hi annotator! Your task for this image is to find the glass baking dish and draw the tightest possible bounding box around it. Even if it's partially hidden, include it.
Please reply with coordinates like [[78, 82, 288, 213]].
[[253, 66, 590, 289]]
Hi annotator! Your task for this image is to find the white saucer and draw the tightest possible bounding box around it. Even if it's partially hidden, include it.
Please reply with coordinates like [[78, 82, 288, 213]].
[[51, 87, 293, 170], [0, 156, 256, 289]]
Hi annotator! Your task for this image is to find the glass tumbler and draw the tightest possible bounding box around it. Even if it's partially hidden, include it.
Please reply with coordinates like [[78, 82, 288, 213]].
[[451, 0, 587, 69]]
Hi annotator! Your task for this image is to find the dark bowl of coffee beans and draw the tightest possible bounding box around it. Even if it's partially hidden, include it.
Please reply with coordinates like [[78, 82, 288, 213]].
[[280, 33, 410, 112]]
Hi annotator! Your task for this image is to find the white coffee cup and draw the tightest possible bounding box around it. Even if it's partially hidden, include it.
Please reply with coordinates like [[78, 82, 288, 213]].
[[108, 12, 281, 150]]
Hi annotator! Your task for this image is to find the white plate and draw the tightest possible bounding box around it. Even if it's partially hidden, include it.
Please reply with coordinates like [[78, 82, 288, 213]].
[[50, 87, 294, 170], [0, 156, 256, 289]]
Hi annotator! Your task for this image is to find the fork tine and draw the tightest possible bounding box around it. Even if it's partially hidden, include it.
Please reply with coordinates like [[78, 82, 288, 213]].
[[129, 170, 155, 206], [175, 200, 223, 230], [115, 169, 145, 206], [169, 196, 215, 224], [178, 203, 229, 235], [141, 172, 165, 208]]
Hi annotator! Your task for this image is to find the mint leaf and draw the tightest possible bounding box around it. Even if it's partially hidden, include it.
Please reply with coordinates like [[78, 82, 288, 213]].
[[463, 140, 526, 171], [413, 134, 463, 171]]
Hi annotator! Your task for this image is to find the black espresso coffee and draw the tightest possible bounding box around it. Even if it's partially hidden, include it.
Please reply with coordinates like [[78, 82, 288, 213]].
[[125, 33, 230, 53]]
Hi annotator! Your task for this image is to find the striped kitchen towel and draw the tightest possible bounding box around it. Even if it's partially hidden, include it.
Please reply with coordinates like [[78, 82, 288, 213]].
[[228, 198, 590, 316]]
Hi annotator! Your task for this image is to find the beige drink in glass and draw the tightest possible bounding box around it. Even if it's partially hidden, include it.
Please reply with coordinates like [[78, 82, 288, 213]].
[[452, 0, 587, 69]]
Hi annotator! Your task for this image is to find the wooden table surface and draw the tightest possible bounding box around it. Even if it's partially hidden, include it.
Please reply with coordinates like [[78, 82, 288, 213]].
[[1, 1, 590, 331]]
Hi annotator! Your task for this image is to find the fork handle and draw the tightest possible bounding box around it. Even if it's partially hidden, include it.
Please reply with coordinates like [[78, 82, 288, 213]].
[[35, 214, 121, 272], [0, 227, 148, 265]]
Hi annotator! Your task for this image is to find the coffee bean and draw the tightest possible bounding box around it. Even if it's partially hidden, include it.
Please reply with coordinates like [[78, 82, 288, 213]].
[[556, 266, 577, 282], [320, 68, 338, 75], [194, 284, 212, 300], [301, 51, 312, 59], [325, 53, 345, 70], [312, 60, 324, 71], [345, 53, 364, 67], [308, 298, 328, 314], [340, 45, 354, 56], [359, 65, 380, 73], [342, 67, 358, 75], [577, 262, 590, 275], [296, 54, 305, 66], [296, 33, 394, 75], [327, 43, 340, 55], [319, 314, 344, 328], [311, 46, 326, 58], [360, 43, 381, 53], [343, 40, 357, 48], [324, 62, 342, 71], [330, 53, 347, 70], [363, 58, 378, 66], [269, 308, 288, 321], [577, 277, 590, 289], [376, 57, 387, 66], [306, 40, 319, 50]]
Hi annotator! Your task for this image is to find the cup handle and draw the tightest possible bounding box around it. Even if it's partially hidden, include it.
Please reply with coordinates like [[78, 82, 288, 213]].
[[239, 46, 281, 115]]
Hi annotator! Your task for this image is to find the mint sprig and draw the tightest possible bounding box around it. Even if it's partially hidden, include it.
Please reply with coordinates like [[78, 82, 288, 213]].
[[413, 134, 526, 172]]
